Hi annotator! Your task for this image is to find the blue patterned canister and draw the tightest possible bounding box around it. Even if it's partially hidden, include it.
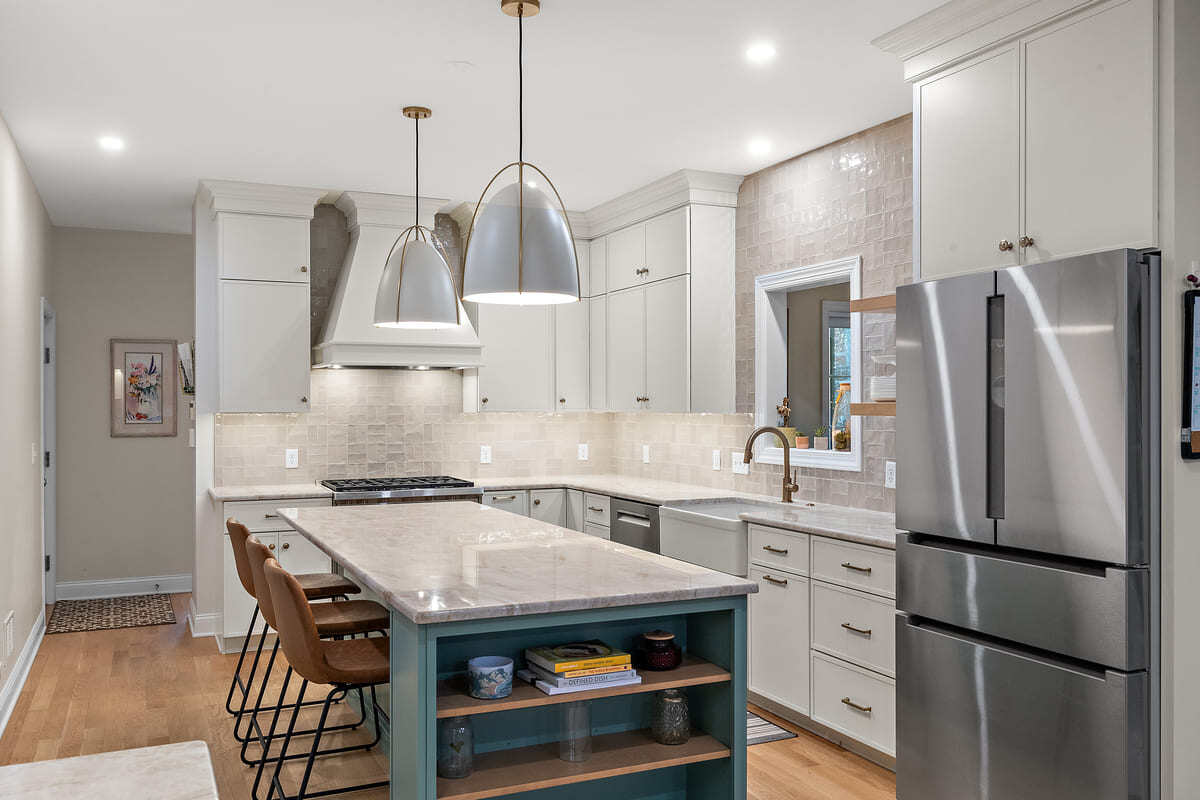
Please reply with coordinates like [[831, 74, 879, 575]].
[[467, 656, 514, 699]]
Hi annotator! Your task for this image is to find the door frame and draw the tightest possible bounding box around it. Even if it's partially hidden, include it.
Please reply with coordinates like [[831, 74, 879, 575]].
[[40, 298, 56, 604]]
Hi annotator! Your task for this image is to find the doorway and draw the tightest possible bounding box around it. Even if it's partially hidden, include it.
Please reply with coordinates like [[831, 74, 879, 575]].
[[41, 299, 56, 604]]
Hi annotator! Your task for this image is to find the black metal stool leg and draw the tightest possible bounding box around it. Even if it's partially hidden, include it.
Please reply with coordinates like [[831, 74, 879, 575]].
[[253, 667, 296, 800], [224, 604, 260, 715], [266, 677, 309, 800]]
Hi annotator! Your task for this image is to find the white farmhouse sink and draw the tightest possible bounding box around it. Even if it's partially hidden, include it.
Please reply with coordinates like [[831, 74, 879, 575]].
[[659, 498, 782, 577]]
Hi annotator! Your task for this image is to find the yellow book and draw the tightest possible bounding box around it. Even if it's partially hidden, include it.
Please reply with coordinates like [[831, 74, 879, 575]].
[[525, 641, 632, 674]]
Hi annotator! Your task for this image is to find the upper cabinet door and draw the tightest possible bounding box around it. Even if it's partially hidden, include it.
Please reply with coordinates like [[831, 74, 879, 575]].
[[644, 207, 689, 284], [607, 223, 647, 293], [219, 281, 310, 412], [220, 214, 311, 283], [918, 48, 1020, 280], [477, 304, 554, 411], [574, 239, 591, 298], [588, 238, 607, 297], [554, 300, 589, 411], [644, 276, 690, 412], [1022, 0, 1155, 262], [588, 295, 607, 410], [606, 287, 645, 412]]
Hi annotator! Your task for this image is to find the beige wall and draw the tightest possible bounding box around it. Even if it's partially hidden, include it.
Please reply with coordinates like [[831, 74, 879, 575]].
[[0, 111, 51, 684], [786, 282, 850, 434], [49, 227, 194, 583]]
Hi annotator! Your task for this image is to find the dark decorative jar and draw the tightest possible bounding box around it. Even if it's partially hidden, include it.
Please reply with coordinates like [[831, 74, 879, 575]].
[[437, 715, 473, 779], [634, 630, 682, 671], [650, 688, 690, 745]]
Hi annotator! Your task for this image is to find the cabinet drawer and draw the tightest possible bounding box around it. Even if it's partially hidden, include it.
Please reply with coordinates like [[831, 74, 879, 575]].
[[584, 493, 610, 526], [223, 498, 330, 533], [748, 567, 810, 715], [483, 490, 529, 516], [749, 524, 809, 575], [811, 582, 896, 677], [583, 522, 611, 540], [811, 537, 895, 598], [811, 651, 895, 756]]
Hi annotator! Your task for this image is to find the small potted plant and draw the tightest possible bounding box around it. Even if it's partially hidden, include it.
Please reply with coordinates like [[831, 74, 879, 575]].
[[813, 425, 829, 450], [794, 432, 810, 449]]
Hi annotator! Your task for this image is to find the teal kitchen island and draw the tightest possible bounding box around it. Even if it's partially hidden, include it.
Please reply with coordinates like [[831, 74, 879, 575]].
[[278, 502, 756, 800]]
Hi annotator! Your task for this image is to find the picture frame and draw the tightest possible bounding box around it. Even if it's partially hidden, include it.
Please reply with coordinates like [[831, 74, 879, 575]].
[[110, 338, 178, 437]]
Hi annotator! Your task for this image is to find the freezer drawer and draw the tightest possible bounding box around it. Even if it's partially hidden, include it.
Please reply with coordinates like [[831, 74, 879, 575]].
[[897, 617, 1149, 800], [609, 498, 659, 554], [897, 533, 1149, 670]]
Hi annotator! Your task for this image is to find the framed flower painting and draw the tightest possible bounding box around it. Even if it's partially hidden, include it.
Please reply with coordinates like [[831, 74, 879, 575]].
[[110, 338, 178, 437]]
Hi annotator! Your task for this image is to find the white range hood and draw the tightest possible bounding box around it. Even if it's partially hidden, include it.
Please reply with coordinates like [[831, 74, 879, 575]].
[[313, 191, 482, 368]]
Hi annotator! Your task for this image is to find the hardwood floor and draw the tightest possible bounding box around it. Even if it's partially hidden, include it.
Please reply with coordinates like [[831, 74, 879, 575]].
[[0, 594, 896, 799]]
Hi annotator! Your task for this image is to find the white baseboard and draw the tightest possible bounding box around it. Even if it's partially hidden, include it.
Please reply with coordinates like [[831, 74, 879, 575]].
[[186, 595, 221, 641], [55, 573, 193, 601], [0, 608, 46, 740]]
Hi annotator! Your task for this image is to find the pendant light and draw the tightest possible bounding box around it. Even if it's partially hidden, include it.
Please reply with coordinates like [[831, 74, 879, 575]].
[[373, 106, 461, 329], [461, 0, 580, 305]]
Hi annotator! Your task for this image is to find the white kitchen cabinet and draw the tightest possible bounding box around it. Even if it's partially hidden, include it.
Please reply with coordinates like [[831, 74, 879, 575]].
[[918, 47, 1021, 280], [220, 214, 311, 283], [606, 223, 646, 293], [588, 238, 607, 297], [748, 566, 810, 715], [565, 489, 585, 532], [554, 301, 589, 411], [483, 490, 529, 516], [811, 581, 897, 677], [588, 296, 607, 409], [575, 239, 591, 298], [1021, 0, 1156, 261], [530, 488, 566, 527], [606, 286, 645, 412], [219, 280, 311, 413], [476, 304, 554, 411], [584, 522, 611, 540], [279, 531, 332, 576], [810, 652, 896, 757], [222, 541, 257, 639], [583, 493, 610, 527], [643, 275, 689, 411], [606, 207, 689, 293]]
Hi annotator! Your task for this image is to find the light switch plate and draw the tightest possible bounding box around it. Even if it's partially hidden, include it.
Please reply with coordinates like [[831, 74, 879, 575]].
[[884, 460, 897, 489], [188, 428, 196, 448], [732, 451, 749, 475], [712, 449, 722, 471], [31, 443, 37, 466], [480, 445, 492, 464], [285, 448, 300, 469], [642, 444, 651, 464], [577, 443, 589, 461]]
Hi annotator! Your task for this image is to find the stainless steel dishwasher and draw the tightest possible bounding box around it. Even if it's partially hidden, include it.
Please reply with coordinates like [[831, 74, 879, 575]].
[[609, 498, 660, 553]]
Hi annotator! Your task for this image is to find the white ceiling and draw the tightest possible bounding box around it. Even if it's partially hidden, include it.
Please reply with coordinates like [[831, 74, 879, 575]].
[[0, 0, 940, 234]]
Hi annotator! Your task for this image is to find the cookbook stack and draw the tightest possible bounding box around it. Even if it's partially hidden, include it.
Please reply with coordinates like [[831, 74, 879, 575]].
[[518, 640, 642, 696]]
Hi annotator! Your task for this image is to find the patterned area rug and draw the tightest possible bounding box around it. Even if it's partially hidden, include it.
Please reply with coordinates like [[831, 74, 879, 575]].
[[46, 594, 177, 634], [747, 710, 798, 746]]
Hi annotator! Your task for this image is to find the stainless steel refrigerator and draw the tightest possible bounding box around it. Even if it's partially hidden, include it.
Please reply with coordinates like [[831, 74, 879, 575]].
[[895, 248, 1160, 800]]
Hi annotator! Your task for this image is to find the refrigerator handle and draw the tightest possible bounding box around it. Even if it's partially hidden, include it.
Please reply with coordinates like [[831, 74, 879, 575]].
[[987, 294, 1005, 520]]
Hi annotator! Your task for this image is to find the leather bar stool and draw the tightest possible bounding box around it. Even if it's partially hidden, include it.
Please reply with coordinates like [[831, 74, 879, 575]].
[[225, 520, 361, 731], [239, 536, 389, 772], [260, 557, 390, 800]]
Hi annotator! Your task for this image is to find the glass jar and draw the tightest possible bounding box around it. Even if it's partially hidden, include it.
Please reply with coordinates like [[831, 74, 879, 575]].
[[558, 701, 592, 762], [437, 716, 473, 779], [634, 630, 682, 671], [650, 688, 690, 745]]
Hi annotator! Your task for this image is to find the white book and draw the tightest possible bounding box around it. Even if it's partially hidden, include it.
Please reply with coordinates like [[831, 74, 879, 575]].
[[532, 674, 643, 696], [519, 665, 638, 690]]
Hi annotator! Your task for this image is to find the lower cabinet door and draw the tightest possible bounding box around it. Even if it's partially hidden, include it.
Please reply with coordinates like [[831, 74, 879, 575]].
[[748, 567, 810, 715], [565, 489, 585, 532], [223, 533, 274, 638], [530, 488, 566, 527], [279, 531, 332, 576], [811, 651, 896, 757], [483, 490, 529, 516], [583, 522, 611, 540]]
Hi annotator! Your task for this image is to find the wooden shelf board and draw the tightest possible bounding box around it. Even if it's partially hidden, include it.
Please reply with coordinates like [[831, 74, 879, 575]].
[[850, 402, 896, 417], [436, 655, 730, 718], [849, 294, 896, 313], [436, 729, 730, 800]]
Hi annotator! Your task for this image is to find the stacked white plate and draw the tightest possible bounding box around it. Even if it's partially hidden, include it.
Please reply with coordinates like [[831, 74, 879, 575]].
[[869, 376, 897, 402]]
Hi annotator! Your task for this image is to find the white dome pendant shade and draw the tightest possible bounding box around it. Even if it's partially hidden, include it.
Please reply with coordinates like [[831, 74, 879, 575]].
[[373, 105, 461, 329], [461, 0, 580, 306]]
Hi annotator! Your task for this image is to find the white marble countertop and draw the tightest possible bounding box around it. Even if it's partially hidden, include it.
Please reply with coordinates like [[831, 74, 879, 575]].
[[0, 741, 218, 800], [209, 482, 332, 502], [477, 474, 764, 504], [278, 502, 757, 624], [737, 502, 900, 549]]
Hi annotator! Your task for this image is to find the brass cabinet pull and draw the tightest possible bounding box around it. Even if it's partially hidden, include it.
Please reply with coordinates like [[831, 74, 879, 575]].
[[841, 562, 873, 575], [635, 267, 650, 276], [282, 542, 290, 550], [481, 396, 489, 404], [300, 396, 308, 403], [762, 574, 788, 587], [636, 395, 649, 403], [559, 398, 566, 404], [264, 513, 280, 519], [533, 499, 541, 506], [841, 697, 872, 714], [841, 622, 873, 637], [268, 543, 276, 551], [761, 544, 789, 555], [1019, 235, 1035, 248], [492, 495, 517, 502], [998, 239, 1014, 252], [588, 506, 604, 512], [300, 265, 308, 273]]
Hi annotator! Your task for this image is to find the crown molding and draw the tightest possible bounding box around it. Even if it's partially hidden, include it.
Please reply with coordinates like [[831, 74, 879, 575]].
[[197, 180, 326, 219], [871, 0, 1042, 59], [334, 190, 448, 230], [582, 169, 744, 238]]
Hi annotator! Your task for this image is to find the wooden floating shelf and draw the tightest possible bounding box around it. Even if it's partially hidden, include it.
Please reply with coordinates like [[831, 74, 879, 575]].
[[850, 402, 896, 417], [436, 655, 730, 718], [849, 294, 897, 313], [436, 729, 730, 800]]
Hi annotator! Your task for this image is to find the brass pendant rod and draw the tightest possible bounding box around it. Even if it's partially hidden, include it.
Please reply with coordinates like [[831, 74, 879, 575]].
[[518, 5, 524, 165]]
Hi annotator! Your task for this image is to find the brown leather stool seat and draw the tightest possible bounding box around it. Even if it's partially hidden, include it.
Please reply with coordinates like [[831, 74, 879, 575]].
[[320, 637, 390, 686], [294, 572, 360, 600]]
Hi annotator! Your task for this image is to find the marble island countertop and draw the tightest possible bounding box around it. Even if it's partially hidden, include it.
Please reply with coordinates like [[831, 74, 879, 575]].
[[0, 741, 218, 800], [278, 502, 757, 624]]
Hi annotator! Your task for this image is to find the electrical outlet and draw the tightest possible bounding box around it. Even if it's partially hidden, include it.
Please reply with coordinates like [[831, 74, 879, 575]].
[[4, 611, 13, 658], [577, 443, 589, 461], [732, 451, 749, 475], [187, 428, 196, 448], [285, 448, 300, 469], [642, 444, 651, 464], [30, 442, 37, 465], [884, 460, 897, 489], [480, 445, 492, 464], [712, 449, 722, 471]]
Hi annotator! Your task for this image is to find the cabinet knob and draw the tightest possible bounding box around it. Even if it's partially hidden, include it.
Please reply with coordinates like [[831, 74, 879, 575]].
[[533, 499, 541, 505], [998, 239, 1014, 252], [300, 396, 308, 404], [559, 398, 566, 404], [481, 396, 489, 404], [282, 542, 290, 550], [268, 543, 276, 551], [300, 265, 308, 273], [1019, 235, 1035, 248]]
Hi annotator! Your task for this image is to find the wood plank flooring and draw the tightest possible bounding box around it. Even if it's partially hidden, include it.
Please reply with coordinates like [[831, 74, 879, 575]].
[[0, 594, 895, 800]]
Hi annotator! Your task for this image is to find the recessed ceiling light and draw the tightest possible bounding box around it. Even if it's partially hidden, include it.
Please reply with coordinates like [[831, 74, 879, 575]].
[[745, 41, 777, 65], [97, 135, 125, 152], [748, 138, 771, 157]]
